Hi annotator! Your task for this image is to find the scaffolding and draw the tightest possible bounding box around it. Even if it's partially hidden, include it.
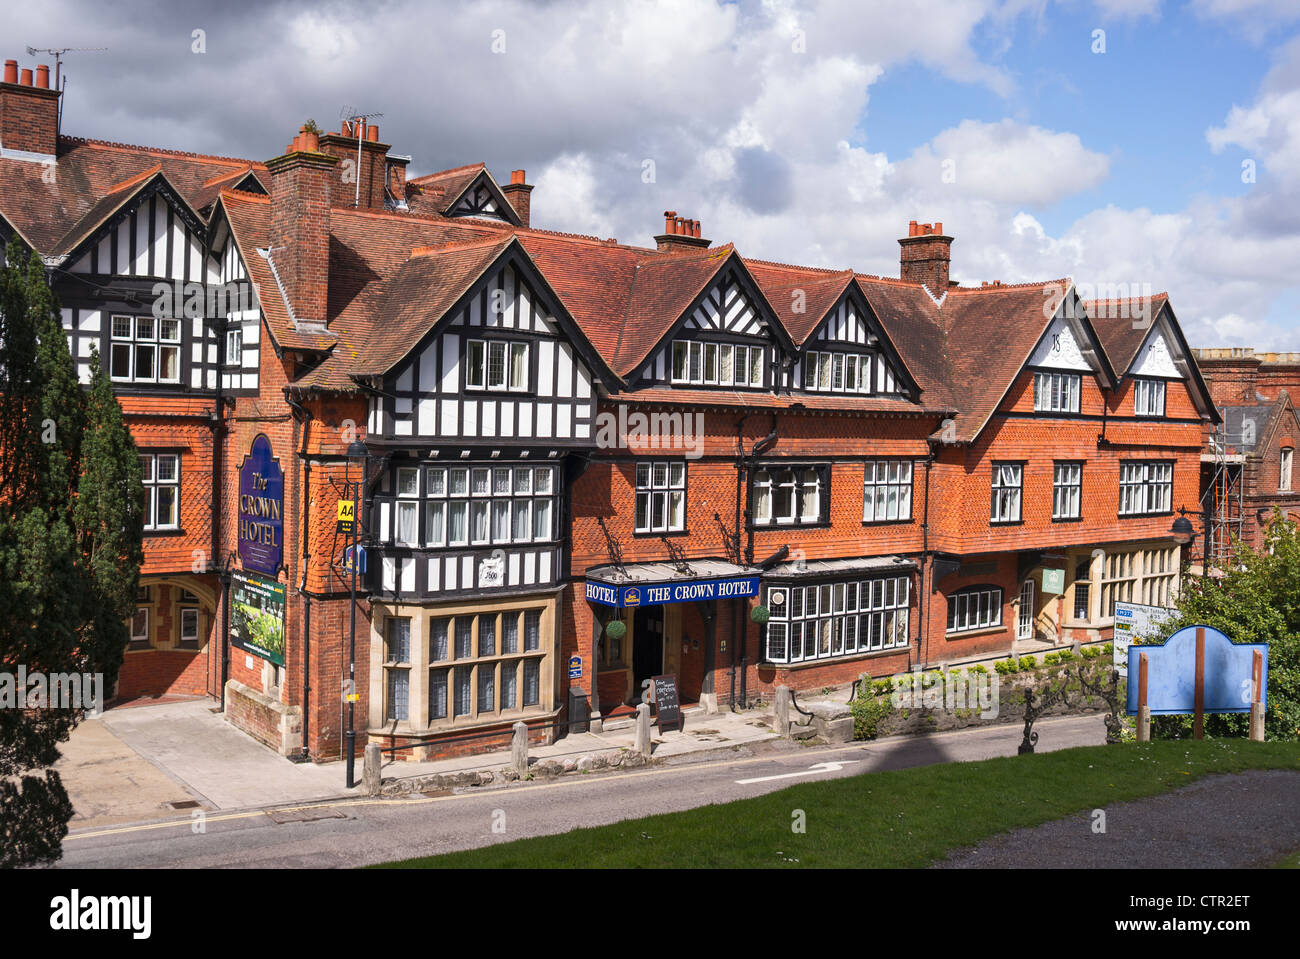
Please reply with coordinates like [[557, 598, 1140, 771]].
[[1200, 419, 1245, 568]]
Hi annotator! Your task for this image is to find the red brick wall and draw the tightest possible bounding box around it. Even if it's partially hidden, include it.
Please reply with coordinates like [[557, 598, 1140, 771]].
[[0, 79, 58, 155]]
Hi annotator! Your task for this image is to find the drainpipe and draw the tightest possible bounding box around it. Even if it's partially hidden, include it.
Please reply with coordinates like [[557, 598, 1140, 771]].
[[213, 314, 229, 709], [729, 414, 750, 710], [920, 450, 935, 669], [734, 418, 778, 710], [287, 392, 313, 760]]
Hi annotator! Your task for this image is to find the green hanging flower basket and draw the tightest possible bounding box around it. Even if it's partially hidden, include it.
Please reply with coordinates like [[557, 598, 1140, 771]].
[[750, 605, 770, 625], [604, 618, 627, 640]]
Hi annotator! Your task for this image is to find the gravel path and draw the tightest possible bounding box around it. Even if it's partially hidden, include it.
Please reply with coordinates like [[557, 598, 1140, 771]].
[[934, 769, 1300, 869]]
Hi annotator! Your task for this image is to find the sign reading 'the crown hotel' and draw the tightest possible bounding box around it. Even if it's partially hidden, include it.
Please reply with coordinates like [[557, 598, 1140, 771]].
[[237, 434, 284, 577]]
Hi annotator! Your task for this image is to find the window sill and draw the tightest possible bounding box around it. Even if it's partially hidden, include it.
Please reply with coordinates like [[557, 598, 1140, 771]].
[[632, 528, 690, 538], [369, 705, 560, 738], [945, 625, 1006, 640], [766, 646, 911, 669], [1051, 516, 1083, 524], [861, 517, 914, 527], [143, 527, 186, 537]]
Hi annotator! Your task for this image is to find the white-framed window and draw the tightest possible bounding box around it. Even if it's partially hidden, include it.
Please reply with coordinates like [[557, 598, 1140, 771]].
[[1119, 461, 1173, 516], [946, 586, 1003, 634], [1281, 448, 1293, 493], [128, 606, 151, 649], [1071, 557, 1092, 621], [110, 314, 181, 384], [140, 453, 180, 530], [1033, 371, 1080, 413], [224, 327, 243, 367], [990, 463, 1023, 523], [1134, 378, 1166, 417], [802, 350, 890, 394], [752, 466, 825, 527], [670, 339, 764, 387], [634, 461, 686, 533], [1099, 546, 1178, 617], [466, 339, 528, 391], [179, 606, 200, 649], [397, 464, 555, 550], [862, 460, 912, 522], [764, 576, 910, 663], [1052, 462, 1082, 520]]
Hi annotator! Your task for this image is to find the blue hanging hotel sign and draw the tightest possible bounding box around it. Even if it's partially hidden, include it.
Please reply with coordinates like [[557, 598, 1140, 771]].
[[585, 576, 760, 608], [238, 434, 284, 577]]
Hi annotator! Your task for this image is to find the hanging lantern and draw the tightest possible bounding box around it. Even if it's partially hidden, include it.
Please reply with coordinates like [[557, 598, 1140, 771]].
[[750, 605, 770, 625], [605, 619, 627, 640]]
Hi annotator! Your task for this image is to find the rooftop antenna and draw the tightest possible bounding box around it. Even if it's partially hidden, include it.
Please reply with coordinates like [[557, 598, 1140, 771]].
[[339, 106, 383, 208], [25, 46, 107, 135]]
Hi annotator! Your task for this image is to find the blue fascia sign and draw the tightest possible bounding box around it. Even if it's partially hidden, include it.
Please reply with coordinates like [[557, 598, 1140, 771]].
[[585, 576, 760, 608]]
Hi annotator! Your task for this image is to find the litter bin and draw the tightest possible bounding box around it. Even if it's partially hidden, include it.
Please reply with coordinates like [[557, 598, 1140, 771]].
[[568, 686, 590, 734]]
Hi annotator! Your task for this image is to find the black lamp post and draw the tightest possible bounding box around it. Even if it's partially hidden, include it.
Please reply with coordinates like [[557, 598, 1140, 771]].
[[344, 438, 368, 789]]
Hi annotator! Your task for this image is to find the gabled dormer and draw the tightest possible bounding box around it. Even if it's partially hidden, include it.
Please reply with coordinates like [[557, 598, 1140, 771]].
[[794, 281, 920, 400], [1023, 286, 1115, 415], [407, 164, 523, 226], [629, 252, 792, 391]]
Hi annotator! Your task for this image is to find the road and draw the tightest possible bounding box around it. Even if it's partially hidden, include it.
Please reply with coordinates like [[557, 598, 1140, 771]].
[[58, 714, 1106, 869]]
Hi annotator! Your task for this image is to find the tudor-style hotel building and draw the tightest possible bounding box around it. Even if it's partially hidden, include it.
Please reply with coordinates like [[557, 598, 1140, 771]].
[[0, 58, 1218, 760]]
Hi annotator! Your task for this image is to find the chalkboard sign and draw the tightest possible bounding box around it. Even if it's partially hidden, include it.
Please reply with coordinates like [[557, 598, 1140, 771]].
[[651, 674, 682, 732]]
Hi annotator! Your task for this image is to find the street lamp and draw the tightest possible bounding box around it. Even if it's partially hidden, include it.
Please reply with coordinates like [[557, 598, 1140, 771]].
[[344, 438, 368, 789], [1171, 506, 1199, 587]]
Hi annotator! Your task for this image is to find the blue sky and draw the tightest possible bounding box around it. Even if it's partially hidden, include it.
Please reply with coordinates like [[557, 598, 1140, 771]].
[[3, 0, 1299, 349]]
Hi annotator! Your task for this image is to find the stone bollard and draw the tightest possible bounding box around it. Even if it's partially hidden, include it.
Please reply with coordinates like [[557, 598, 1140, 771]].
[[1137, 705, 1151, 742], [635, 703, 652, 758], [774, 685, 791, 738], [511, 721, 529, 777], [362, 743, 382, 796], [1249, 702, 1265, 742]]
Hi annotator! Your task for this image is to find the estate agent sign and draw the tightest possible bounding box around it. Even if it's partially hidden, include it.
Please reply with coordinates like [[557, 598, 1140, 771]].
[[238, 434, 284, 576]]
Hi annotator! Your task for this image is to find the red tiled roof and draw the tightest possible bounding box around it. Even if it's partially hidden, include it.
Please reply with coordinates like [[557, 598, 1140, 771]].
[[0, 136, 262, 253]]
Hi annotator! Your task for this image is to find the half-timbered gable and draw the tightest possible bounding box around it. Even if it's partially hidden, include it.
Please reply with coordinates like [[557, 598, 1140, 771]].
[[50, 173, 236, 391], [445, 171, 518, 224], [794, 285, 918, 399], [363, 239, 612, 604], [631, 260, 790, 391], [206, 211, 262, 394]]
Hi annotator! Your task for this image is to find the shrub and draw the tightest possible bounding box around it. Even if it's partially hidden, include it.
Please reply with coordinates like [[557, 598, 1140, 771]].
[[1043, 652, 1061, 666], [970, 663, 988, 674], [851, 694, 893, 740], [1059, 649, 1075, 661], [1019, 655, 1037, 670]]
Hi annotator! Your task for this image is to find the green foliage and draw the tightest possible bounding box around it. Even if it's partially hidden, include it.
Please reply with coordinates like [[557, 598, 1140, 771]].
[[1058, 649, 1074, 661], [1018, 655, 1037, 670], [1043, 652, 1061, 666], [994, 658, 1018, 675], [0, 247, 144, 866], [1147, 516, 1300, 741], [969, 663, 988, 674], [850, 693, 892, 741]]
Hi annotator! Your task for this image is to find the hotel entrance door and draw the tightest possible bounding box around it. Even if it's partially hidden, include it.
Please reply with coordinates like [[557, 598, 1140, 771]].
[[632, 605, 664, 696]]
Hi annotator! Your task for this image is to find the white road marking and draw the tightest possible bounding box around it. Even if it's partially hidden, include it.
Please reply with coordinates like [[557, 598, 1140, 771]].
[[735, 760, 860, 785]]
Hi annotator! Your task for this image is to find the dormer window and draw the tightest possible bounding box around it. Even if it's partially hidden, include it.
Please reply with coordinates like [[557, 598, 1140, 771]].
[[1033, 371, 1080, 413], [670, 339, 764, 388], [1134, 378, 1166, 417], [802, 350, 883, 394], [466, 339, 528, 392]]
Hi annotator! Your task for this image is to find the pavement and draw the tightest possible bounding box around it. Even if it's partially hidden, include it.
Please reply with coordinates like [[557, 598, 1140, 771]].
[[56, 696, 784, 830]]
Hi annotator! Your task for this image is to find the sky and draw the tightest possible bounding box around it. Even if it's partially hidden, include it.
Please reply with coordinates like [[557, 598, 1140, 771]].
[[4, 0, 1300, 350]]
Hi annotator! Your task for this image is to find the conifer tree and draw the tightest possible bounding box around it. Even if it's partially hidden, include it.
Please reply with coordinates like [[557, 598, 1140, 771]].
[[0, 246, 144, 865]]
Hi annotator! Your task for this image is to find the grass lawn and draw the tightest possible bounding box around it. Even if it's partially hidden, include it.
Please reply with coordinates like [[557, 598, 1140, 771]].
[[373, 739, 1300, 869]]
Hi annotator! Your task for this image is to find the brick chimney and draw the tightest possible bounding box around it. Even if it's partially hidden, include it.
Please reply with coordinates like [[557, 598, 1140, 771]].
[[502, 169, 533, 228], [898, 220, 953, 292], [0, 57, 60, 157], [265, 126, 339, 324], [316, 119, 392, 210], [655, 211, 710, 254]]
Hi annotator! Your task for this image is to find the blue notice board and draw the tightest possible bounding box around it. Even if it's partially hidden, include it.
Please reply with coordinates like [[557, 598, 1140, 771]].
[[1126, 625, 1267, 716]]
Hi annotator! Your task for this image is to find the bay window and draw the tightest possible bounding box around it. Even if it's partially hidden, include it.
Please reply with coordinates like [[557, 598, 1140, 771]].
[[764, 576, 910, 664], [386, 463, 557, 550]]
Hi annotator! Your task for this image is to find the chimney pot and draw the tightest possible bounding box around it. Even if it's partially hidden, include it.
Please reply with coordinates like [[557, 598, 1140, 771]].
[[34, 64, 49, 89], [908, 219, 918, 237], [511, 169, 526, 185], [3, 60, 16, 84], [19, 68, 32, 86], [934, 221, 943, 235], [367, 124, 378, 141], [693, 220, 701, 238]]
